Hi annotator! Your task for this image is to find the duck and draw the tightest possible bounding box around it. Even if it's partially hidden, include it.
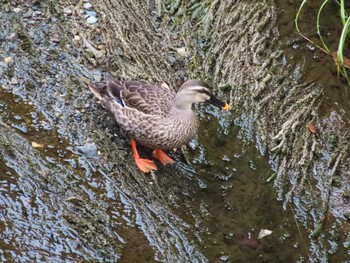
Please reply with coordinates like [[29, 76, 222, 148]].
[[88, 76, 230, 173]]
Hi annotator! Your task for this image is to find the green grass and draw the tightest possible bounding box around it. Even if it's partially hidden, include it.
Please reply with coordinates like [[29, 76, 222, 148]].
[[295, 0, 350, 85]]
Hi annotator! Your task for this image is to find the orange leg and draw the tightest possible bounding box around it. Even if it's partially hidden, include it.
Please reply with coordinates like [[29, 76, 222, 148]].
[[153, 149, 175, 166], [130, 138, 157, 173]]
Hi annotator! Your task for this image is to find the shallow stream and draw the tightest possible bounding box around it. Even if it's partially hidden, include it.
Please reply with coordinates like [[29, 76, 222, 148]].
[[0, 0, 350, 262]]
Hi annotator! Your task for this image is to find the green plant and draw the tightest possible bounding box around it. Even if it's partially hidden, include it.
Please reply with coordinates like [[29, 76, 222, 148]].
[[295, 0, 350, 85]]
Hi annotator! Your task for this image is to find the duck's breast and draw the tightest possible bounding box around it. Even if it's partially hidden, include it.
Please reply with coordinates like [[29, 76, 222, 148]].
[[133, 113, 199, 149]]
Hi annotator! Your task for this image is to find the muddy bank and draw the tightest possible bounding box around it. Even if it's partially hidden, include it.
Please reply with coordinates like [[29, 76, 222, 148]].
[[0, 0, 350, 262]]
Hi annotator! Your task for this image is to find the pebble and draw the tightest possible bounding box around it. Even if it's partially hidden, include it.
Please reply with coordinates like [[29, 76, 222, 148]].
[[4, 57, 13, 64], [83, 3, 93, 10], [219, 255, 230, 262], [167, 54, 176, 64], [8, 32, 18, 41], [306, 43, 315, 51], [63, 7, 72, 15], [72, 100, 81, 109], [13, 7, 22, 13], [97, 44, 105, 50], [10, 77, 19, 85], [176, 47, 188, 57], [74, 35, 81, 41], [50, 35, 60, 43], [86, 16, 97, 24], [33, 10, 42, 16], [86, 10, 96, 17], [76, 143, 97, 157], [23, 11, 33, 19], [222, 155, 230, 162]]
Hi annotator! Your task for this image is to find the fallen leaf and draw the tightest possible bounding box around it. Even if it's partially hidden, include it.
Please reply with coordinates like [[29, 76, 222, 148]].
[[161, 82, 170, 90], [258, 229, 273, 239], [32, 141, 45, 148], [307, 123, 318, 136], [176, 47, 188, 57], [331, 51, 350, 69]]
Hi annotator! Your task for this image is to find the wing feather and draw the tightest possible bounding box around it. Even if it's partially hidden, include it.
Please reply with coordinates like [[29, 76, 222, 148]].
[[106, 77, 175, 116]]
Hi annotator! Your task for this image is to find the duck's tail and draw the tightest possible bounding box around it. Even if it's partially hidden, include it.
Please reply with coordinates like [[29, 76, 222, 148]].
[[88, 81, 107, 101], [88, 81, 125, 110]]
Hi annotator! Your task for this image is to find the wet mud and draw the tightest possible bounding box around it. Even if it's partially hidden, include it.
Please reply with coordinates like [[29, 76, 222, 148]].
[[0, 0, 350, 262]]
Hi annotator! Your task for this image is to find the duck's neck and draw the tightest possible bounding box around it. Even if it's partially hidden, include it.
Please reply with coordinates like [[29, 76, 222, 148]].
[[171, 103, 193, 116], [173, 94, 194, 112]]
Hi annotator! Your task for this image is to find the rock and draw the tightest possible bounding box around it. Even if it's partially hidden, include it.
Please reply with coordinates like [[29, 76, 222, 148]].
[[50, 34, 60, 43], [76, 143, 98, 158], [72, 100, 81, 109], [23, 10, 33, 19], [97, 44, 106, 50], [83, 3, 93, 10], [86, 10, 97, 17], [176, 47, 188, 57], [33, 10, 42, 16], [86, 16, 97, 24], [63, 7, 72, 15], [10, 77, 19, 85], [13, 7, 22, 13], [4, 57, 13, 64], [8, 32, 18, 41], [74, 35, 81, 42], [219, 255, 230, 262]]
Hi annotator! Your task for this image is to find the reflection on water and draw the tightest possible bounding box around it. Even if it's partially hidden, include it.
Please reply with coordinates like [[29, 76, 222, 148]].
[[0, 161, 79, 262], [174, 106, 309, 262]]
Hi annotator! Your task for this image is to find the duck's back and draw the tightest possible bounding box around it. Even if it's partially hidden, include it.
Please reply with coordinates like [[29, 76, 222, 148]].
[[107, 78, 176, 117], [89, 78, 199, 149]]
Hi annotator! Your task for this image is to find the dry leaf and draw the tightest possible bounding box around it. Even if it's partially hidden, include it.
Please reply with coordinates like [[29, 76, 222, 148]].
[[331, 51, 350, 69], [161, 82, 170, 90], [307, 123, 318, 136], [258, 229, 273, 239], [176, 47, 188, 57], [32, 141, 45, 148]]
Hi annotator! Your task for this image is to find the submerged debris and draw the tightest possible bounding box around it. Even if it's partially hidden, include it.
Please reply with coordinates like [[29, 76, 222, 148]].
[[307, 123, 318, 136], [32, 141, 45, 149], [258, 229, 273, 239]]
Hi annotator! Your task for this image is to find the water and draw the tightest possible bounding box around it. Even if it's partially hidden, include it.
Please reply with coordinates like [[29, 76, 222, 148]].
[[0, 0, 349, 262]]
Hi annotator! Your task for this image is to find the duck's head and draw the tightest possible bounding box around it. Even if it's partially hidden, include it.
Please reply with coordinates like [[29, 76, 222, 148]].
[[175, 80, 230, 111]]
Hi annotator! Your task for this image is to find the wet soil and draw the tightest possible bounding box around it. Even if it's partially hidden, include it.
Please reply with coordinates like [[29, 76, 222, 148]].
[[1, 0, 350, 262]]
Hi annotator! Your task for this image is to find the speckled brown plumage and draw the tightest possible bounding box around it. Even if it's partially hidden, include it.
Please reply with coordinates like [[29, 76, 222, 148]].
[[89, 76, 228, 151]]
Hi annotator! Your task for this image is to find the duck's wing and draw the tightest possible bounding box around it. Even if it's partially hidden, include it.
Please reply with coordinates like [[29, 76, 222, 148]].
[[89, 80, 155, 131], [107, 78, 176, 116]]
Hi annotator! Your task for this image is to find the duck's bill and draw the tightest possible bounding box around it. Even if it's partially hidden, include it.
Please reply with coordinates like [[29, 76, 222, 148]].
[[207, 96, 231, 111]]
